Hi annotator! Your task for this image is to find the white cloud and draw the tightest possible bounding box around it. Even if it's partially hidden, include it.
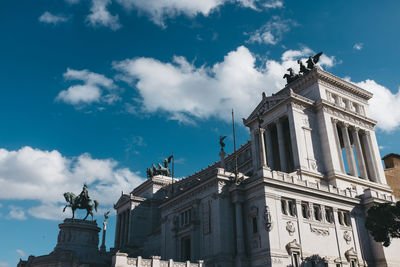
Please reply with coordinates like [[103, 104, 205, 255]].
[[113, 46, 335, 123], [246, 16, 295, 45], [39, 12, 69, 25], [56, 68, 119, 106], [0, 146, 144, 220], [8, 205, 26, 220], [116, 0, 283, 27], [86, 0, 121, 30], [16, 249, 26, 258], [353, 80, 400, 132], [263, 0, 283, 8], [0, 262, 9, 267], [353, 43, 363, 50]]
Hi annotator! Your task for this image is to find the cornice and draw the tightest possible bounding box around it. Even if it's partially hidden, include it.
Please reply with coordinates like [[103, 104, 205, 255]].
[[282, 67, 373, 100]]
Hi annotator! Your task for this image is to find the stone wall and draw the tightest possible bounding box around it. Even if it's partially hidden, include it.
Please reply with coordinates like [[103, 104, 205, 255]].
[[112, 254, 204, 267], [383, 153, 400, 200]]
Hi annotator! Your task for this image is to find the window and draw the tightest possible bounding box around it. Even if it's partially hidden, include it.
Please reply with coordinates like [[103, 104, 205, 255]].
[[292, 252, 300, 267], [325, 207, 334, 223], [313, 204, 322, 221], [338, 210, 351, 226], [180, 209, 192, 226], [301, 202, 310, 219], [288, 200, 296, 216], [350, 260, 356, 267], [252, 217, 258, 234], [281, 198, 296, 217], [344, 211, 351, 226], [181, 236, 191, 261]]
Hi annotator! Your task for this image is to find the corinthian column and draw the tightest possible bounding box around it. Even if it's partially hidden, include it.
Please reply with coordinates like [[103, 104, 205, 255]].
[[352, 127, 368, 179], [265, 126, 274, 170], [361, 131, 378, 182], [332, 119, 345, 173], [259, 128, 268, 168], [276, 119, 288, 172], [340, 123, 357, 176]]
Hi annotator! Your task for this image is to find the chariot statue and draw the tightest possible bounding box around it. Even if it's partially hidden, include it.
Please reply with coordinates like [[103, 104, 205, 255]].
[[147, 155, 173, 178], [63, 183, 99, 221]]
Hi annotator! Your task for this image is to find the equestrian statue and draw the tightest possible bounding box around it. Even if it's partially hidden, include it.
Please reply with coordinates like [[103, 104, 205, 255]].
[[63, 183, 99, 221]]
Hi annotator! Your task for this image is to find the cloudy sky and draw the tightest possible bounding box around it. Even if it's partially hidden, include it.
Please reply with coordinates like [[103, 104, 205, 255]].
[[1, 0, 400, 265]]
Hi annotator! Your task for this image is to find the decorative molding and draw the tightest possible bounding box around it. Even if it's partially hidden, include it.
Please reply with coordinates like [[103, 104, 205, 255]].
[[263, 206, 273, 232], [286, 239, 301, 255], [310, 225, 330, 236], [343, 230, 352, 244], [322, 103, 375, 130], [345, 247, 358, 262], [286, 221, 296, 236]]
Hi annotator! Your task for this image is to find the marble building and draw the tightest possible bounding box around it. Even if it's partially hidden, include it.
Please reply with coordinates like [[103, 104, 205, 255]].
[[114, 66, 400, 267]]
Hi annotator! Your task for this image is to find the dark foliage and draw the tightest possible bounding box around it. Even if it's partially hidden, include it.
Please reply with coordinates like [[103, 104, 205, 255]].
[[365, 201, 400, 247]]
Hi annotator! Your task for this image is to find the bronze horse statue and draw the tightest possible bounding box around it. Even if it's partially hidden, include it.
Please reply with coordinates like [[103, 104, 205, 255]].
[[63, 192, 99, 221]]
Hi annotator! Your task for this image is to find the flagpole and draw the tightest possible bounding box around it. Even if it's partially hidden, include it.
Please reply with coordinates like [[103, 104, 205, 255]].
[[171, 152, 174, 195]]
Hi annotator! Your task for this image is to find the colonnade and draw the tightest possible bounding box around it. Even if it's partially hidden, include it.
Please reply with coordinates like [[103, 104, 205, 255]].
[[257, 117, 294, 172], [332, 119, 378, 182], [115, 209, 130, 249]]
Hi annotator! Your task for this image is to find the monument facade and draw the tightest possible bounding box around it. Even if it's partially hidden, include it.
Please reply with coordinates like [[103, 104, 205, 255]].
[[114, 62, 400, 266]]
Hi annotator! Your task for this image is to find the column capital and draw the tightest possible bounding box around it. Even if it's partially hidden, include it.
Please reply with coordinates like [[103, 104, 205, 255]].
[[352, 126, 360, 133], [274, 118, 281, 124], [364, 131, 371, 136], [258, 127, 265, 134], [331, 118, 340, 124]]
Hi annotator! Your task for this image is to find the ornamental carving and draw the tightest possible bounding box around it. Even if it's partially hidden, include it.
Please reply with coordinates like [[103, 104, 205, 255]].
[[323, 105, 374, 130], [286, 221, 296, 236], [310, 225, 330, 236], [264, 206, 273, 232], [343, 230, 352, 244]]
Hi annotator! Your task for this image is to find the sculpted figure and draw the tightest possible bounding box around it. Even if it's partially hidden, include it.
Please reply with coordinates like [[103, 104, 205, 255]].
[[306, 52, 323, 69], [283, 68, 300, 84], [63, 184, 98, 221], [297, 59, 310, 75], [219, 136, 227, 150]]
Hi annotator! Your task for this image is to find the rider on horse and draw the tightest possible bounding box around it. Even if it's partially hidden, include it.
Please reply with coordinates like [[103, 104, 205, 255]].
[[78, 183, 89, 206]]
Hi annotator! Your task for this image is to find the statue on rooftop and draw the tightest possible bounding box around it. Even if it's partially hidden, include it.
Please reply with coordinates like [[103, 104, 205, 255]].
[[219, 136, 227, 150], [147, 155, 173, 178], [283, 68, 300, 84], [306, 52, 323, 69], [63, 183, 99, 221]]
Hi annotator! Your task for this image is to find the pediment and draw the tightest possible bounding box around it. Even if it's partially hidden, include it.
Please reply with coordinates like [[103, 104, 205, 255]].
[[114, 194, 130, 208]]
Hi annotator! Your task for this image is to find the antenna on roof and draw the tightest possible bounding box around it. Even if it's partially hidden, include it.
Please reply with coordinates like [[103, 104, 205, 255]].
[[232, 109, 238, 181]]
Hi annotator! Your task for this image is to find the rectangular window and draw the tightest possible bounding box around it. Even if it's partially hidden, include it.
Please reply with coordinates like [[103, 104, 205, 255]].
[[313, 204, 322, 221], [252, 217, 258, 234], [292, 252, 300, 267], [180, 209, 192, 226], [325, 207, 334, 223], [301, 202, 310, 219]]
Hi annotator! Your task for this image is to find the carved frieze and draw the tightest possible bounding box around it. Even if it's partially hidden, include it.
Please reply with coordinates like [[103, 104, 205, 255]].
[[323, 105, 374, 130], [310, 225, 330, 236]]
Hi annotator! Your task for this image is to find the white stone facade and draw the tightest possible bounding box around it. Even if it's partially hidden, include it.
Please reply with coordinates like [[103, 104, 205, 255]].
[[114, 68, 400, 267]]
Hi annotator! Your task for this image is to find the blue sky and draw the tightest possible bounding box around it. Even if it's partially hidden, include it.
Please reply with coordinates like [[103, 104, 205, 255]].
[[1, 0, 400, 265]]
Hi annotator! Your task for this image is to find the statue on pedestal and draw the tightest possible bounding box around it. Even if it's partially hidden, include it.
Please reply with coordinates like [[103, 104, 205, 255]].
[[63, 183, 99, 221]]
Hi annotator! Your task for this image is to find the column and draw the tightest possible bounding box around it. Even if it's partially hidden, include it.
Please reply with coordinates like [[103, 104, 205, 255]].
[[259, 128, 268, 168], [340, 123, 357, 176], [352, 127, 368, 180], [361, 132, 378, 182], [265, 126, 274, 169], [124, 210, 129, 246], [234, 202, 245, 256], [119, 212, 124, 248], [332, 119, 345, 173], [115, 214, 121, 248], [276, 119, 288, 172]]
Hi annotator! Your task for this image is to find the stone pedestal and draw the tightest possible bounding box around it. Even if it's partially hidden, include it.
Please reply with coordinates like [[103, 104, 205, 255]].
[[54, 218, 101, 260]]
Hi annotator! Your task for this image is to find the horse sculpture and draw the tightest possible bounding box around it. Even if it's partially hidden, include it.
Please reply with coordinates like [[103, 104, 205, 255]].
[[63, 192, 99, 221]]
